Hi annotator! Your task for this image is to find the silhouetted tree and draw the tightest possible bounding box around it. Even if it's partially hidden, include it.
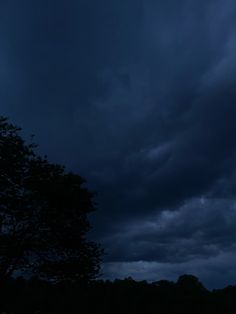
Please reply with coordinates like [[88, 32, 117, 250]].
[[0, 116, 102, 283], [177, 274, 207, 293]]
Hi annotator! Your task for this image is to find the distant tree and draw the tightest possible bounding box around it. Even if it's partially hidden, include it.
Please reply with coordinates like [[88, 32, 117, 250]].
[[0, 116, 102, 283], [177, 275, 207, 293], [152, 279, 175, 289]]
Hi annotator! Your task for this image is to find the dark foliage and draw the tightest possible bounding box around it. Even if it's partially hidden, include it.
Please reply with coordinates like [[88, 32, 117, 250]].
[[0, 275, 236, 313], [0, 116, 102, 283]]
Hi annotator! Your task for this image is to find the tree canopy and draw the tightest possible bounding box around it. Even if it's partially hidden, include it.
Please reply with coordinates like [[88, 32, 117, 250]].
[[0, 116, 102, 283]]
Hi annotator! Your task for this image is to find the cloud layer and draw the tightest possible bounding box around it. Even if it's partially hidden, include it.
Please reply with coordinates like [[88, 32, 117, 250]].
[[1, 0, 236, 288]]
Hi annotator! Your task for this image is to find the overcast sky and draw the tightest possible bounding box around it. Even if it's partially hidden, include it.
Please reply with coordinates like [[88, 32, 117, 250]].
[[1, 0, 236, 289]]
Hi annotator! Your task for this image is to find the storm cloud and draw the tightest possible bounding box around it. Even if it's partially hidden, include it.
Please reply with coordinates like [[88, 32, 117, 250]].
[[1, 0, 236, 288]]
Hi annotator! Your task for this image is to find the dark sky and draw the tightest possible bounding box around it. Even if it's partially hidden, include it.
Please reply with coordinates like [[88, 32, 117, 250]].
[[1, 0, 236, 289]]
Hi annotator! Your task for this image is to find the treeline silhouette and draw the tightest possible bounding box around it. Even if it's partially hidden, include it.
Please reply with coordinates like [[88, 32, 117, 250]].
[[0, 274, 236, 313]]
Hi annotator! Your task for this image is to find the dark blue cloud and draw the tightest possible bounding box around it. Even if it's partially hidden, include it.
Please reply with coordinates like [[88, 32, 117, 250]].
[[1, 0, 236, 288]]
